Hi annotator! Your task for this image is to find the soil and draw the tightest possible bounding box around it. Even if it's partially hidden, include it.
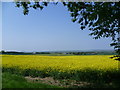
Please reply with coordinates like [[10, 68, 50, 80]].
[[25, 76, 92, 88]]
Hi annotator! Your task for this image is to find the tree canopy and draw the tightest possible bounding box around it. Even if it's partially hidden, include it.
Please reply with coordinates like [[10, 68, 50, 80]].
[[15, 1, 120, 60]]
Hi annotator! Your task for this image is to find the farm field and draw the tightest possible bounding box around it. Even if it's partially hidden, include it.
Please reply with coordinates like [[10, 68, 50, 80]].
[[2, 55, 120, 88]]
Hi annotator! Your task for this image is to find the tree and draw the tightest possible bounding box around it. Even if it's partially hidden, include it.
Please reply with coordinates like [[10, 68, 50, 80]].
[[1, 50, 5, 54], [15, 1, 120, 60]]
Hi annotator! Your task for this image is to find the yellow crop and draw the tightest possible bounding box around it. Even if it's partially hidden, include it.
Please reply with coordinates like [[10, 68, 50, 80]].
[[2, 55, 119, 73]]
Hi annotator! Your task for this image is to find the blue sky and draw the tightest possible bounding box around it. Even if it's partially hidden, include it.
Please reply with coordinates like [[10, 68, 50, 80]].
[[2, 2, 113, 52]]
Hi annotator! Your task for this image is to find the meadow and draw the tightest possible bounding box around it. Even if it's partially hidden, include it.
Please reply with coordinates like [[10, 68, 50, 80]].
[[2, 55, 120, 88]]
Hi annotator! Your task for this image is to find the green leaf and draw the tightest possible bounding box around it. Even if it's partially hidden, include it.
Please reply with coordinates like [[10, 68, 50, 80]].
[[72, 18, 77, 22], [39, 6, 43, 10], [81, 26, 85, 30], [43, 2, 48, 6]]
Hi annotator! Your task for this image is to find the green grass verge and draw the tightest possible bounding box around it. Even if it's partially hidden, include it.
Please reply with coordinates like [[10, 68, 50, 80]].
[[3, 67, 120, 83], [2, 71, 120, 88], [2, 72, 62, 88]]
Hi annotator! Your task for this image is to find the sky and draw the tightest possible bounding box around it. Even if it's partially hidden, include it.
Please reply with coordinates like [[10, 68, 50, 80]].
[[0, 2, 2, 51], [2, 2, 114, 52]]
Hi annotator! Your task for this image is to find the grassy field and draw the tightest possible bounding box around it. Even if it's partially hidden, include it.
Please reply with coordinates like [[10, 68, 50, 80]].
[[2, 55, 120, 88], [2, 72, 62, 88]]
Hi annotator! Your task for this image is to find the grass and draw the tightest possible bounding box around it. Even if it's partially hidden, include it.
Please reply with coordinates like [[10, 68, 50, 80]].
[[2, 72, 62, 88], [2, 72, 120, 88]]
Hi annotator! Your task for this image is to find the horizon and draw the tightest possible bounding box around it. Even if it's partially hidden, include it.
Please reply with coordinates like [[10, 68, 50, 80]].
[[1, 49, 115, 52]]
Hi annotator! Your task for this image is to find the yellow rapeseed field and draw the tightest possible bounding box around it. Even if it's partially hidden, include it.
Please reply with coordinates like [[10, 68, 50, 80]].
[[2, 55, 119, 73]]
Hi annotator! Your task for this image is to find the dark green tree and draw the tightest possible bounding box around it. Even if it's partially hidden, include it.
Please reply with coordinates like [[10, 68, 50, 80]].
[[15, 1, 120, 60], [1, 50, 5, 54]]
